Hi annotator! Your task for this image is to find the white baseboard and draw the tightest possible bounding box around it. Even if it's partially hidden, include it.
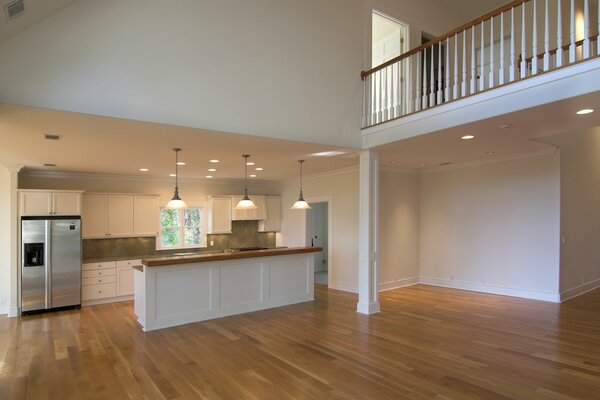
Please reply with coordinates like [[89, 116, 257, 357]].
[[560, 278, 600, 302], [329, 282, 358, 293], [379, 277, 419, 292], [82, 295, 133, 307], [419, 277, 561, 303], [356, 302, 381, 314]]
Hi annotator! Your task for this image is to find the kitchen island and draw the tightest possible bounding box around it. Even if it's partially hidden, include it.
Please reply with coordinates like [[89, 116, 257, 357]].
[[134, 247, 322, 331]]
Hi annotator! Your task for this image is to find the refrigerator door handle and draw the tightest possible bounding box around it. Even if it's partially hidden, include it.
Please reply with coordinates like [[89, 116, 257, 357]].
[[45, 221, 51, 309]]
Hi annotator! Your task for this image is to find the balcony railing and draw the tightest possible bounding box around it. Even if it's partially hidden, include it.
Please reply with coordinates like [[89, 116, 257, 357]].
[[361, 0, 600, 128]]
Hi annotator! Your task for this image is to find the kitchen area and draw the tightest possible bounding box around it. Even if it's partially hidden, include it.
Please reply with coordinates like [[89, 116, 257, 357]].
[[16, 178, 321, 329]]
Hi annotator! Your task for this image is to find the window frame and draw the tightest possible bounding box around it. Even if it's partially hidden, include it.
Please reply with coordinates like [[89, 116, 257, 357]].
[[157, 206, 205, 250]]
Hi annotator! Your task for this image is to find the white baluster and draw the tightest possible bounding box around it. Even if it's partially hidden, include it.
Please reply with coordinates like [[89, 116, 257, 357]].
[[556, 0, 563, 67], [395, 62, 400, 117], [444, 38, 450, 102], [500, 12, 505, 85], [480, 21, 485, 91], [437, 42, 443, 104], [383, 67, 388, 121], [510, 7, 516, 81], [544, 0, 550, 70], [422, 49, 428, 109], [489, 16, 495, 88], [521, 3, 528, 78], [454, 33, 460, 99], [430, 45, 435, 105], [416, 52, 421, 112], [582, 0, 590, 58], [406, 57, 412, 114], [362, 75, 366, 127], [366, 75, 371, 126], [378, 69, 382, 123], [471, 26, 477, 93], [532, 0, 538, 75], [569, 0, 576, 62], [462, 31, 467, 96]]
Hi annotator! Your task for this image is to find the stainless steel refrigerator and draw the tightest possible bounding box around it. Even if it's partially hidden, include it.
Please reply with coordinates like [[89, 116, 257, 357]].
[[21, 216, 81, 313]]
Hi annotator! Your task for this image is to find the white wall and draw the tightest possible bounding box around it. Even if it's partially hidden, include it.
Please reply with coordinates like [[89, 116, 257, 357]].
[[0, 0, 466, 148], [280, 168, 360, 292], [378, 169, 420, 290], [420, 155, 560, 301], [540, 127, 600, 300], [0, 165, 19, 315], [419, 153, 561, 301]]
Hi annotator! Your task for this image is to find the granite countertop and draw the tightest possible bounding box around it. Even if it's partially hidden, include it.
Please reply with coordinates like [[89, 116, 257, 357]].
[[139, 246, 323, 268]]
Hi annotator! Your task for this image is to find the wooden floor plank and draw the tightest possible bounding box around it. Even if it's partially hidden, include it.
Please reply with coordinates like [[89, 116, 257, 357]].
[[1, 284, 600, 399]]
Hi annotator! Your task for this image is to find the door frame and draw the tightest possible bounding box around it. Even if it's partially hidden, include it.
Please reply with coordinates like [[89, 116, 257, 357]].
[[304, 196, 333, 288]]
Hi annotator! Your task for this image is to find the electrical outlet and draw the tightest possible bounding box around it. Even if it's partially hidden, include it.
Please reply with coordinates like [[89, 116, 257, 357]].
[[210, 240, 214, 246]]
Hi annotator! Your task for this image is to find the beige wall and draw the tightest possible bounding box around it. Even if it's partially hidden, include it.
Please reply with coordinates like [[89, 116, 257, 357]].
[[419, 153, 561, 300], [540, 127, 600, 299], [0, 165, 19, 315], [378, 169, 420, 290]]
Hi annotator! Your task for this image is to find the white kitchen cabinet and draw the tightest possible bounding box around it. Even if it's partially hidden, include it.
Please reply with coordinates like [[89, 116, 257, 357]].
[[259, 197, 281, 232], [209, 196, 232, 233], [82, 259, 139, 303], [116, 259, 139, 296], [133, 196, 159, 236], [82, 194, 108, 238], [231, 195, 267, 221], [107, 195, 134, 237], [19, 190, 82, 216]]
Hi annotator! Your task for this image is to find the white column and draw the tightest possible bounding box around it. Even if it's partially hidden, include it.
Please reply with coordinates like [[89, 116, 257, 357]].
[[357, 150, 380, 315], [0, 166, 21, 317]]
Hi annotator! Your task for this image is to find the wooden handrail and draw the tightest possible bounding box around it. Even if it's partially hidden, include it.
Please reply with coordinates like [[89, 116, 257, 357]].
[[522, 34, 600, 64], [361, 0, 530, 80]]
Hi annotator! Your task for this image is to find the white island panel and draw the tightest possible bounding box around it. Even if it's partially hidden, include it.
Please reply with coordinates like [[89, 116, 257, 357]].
[[220, 260, 263, 309]]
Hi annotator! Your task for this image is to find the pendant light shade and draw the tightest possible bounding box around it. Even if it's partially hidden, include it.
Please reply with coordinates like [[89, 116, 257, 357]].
[[166, 148, 187, 209], [291, 160, 311, 210], [235, 154, 257, 210]]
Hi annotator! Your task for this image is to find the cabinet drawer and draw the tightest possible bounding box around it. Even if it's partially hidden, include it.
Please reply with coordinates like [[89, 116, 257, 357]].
[[82, 275, 117, 286], [82, 261, 117, 271], [82, 269, 116, 279], [116, 259, 142, 268], [82, 283, 116, 301]]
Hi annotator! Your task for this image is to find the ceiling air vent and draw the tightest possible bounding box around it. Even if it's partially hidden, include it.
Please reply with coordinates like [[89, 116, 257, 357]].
[[438, 162, 453, 166], [44, 133, 61, 141], [4, 0, 25, 21], [43, 163, 56, 167]]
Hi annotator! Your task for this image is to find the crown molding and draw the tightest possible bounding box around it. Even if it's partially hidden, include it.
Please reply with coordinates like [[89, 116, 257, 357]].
[[19, 170, 280, 186], [282, 165, 359, 185], [380, 165, 418, 174], [419, 147, 558, 174]]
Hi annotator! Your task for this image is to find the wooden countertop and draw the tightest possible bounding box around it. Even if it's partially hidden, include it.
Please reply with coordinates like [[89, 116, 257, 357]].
[[140, 247, 323, 268]]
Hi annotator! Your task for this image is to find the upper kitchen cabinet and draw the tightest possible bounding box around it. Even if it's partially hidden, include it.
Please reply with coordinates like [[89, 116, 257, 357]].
[[133, 196, 159, 237], [231, 195, 267, 221], [19, 190, 83, 216], [208, 196, 232, 234], [83, 193, 159, 239], [258, 196, 281, 232]]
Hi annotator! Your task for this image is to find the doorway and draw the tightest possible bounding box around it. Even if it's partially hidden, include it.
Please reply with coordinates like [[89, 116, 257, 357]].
[[305, 201, 329, 286]]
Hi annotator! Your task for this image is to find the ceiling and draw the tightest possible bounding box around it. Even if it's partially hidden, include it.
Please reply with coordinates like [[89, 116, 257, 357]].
[[0, 104, 358, 181], [0, 0, 78, 44], [376, 91, 600, 170]]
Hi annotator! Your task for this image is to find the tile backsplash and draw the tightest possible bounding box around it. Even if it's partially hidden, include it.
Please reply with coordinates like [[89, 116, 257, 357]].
[[82, 220, 276, 261]]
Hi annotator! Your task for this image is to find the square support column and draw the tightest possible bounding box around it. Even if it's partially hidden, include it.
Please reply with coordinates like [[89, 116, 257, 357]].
[[357, 150, 380, 315]]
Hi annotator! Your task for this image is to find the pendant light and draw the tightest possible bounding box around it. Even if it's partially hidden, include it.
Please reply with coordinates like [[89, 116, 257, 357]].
[[166, 148, 187, 209], [235, 154, 257, 209], [291, 160, 311, 210]]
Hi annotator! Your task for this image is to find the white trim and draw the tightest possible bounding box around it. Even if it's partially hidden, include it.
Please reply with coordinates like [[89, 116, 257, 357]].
[[329, 282, 358, 293], [560, 278, 600, 302], [83, 295, 133, 307], [379, 276, 419, 291], [7, 306, 19, 317], [283, 165, 359, 185], [305, 196, 333, 289], [419, 277, 561, 303], [356, 301, 381, 314]]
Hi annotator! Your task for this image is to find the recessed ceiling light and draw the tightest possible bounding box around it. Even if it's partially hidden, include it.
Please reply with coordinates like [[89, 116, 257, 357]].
[[255, 167, 263, 171], [43, 163, 56, 167], [169, 173, 176, 177], [462, 135, 475, 140], [577, 109, 594, 115], [246, 162, 255, 166], [44, 134, 61, 141], [486, 151, 495, 156], [311, 151, 346, 157], [250, 174, 257, 178], [499, 124, 511, 129], [176, 162, 186, 166], [209, 159, 220, 163], [208, 168, 216, 172], [139, 168, 149, 172], [418, 163, 426, 167], [205, 175, 213, 179], [390, 161, 398, 165]]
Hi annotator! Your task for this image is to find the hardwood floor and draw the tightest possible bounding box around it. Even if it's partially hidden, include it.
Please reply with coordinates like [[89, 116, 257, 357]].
[[1, 284, 600, 399]]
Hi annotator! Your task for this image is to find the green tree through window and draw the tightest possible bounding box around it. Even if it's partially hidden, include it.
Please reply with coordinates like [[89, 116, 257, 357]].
[[160, 207, 202, 248]]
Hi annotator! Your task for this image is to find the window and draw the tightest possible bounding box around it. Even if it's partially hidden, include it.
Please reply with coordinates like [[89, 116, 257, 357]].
[[159, 207, 202, 249]]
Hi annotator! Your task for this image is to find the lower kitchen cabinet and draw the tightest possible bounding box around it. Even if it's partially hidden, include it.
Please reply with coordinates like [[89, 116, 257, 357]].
[[82, 259, 140, 304]]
